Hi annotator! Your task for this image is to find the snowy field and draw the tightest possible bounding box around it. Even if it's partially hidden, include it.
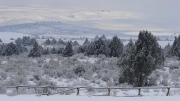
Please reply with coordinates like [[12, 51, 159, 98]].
[[0, 95, 180, 101], [0, 32, 174, 47]]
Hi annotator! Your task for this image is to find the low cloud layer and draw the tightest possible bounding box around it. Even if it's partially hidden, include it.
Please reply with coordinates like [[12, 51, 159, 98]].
[[0, 0, 179, 33]]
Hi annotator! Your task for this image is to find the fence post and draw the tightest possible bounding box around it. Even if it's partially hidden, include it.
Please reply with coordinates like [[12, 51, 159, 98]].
[[77, 88, 80, 95], [46, 86, 49, 96], [166, 87, 170, 96], [16, 86, 18, 94], [108, 88, 111, 96], [138, 88, 141, 96]]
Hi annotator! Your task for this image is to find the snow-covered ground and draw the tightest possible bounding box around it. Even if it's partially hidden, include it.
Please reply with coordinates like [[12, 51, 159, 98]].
[[0, 31, 173, 47], [1, 95, 180, 101]]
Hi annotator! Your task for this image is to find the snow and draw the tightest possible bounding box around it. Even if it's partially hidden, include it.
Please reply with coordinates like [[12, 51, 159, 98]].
[[78, 58, 97, 64], [1, 61, 7, 64], [0, 32, 32, 43], [0, 7, 140, 25], [0, 95, 180, 101]]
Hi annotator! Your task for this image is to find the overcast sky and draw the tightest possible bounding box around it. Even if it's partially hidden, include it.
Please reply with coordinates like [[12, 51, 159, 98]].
[[0, 0, 180, 32]]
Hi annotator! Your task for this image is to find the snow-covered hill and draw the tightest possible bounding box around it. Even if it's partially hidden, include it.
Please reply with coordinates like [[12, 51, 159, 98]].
[[0, 21, 136, 38], [0, 7, 140, 26]]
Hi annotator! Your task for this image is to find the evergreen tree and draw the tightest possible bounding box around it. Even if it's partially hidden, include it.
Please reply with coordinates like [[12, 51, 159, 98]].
[[77, 46, 87, 53], [73, 41, 79, 46], [95, 35, 99, 41], [42, 48, 50, 55], [45, 39, 51, 45], [83, 38, 90, 46], [134, 31, 164, 87], [57, 48, 64, 54], [118, 31, 164, 87], [3, 42, 20, 56], [15, 38, 22, 44], [51, 47, 57, 54], [0, 38, 2, 43], [62, 42, 74, 57], [85, 42, 96, 56], [101, 35, 106, 41], [51, 38, 57, 45], [0, 43, 6, 55], [85, 38, 109, 56], [28, 42, 41, 57], [108, 36, 123, 57], [16, 44, 24, 53], [57, 39, 66, 45], [21, 36, 29, 44], [164, 43, 171, 57], [169, 36, 178, 56], [30, 38, 37, 46], [20, 37, 36, 46], [118, 39, 136, 84], [169, 35, 180, 59], [175, 36, 180, 59], [94, 38, 109, 56]]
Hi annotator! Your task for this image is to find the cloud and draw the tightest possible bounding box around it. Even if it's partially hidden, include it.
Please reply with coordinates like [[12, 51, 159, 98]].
[[0, 0, 179, 32]]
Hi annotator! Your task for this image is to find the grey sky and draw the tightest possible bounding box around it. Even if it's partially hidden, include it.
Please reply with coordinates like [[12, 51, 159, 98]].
[[0, 0, 180, 32]]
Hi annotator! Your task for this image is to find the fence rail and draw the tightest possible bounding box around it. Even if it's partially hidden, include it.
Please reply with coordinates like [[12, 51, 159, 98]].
[[3, 85, 180, 96]]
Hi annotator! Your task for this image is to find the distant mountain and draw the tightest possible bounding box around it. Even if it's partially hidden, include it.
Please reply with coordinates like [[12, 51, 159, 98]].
[[0, 21, 136, 37]]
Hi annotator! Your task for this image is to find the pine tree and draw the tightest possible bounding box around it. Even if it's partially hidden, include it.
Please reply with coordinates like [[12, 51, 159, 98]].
[[16, 43, 27, 53], [51, 47, 57, 54], [77, 46, 87, 53], [15, 38, 22, 44], [118, 39, 136, 84], [134, 31, 164, 87], [51, 38, 57, 45], [85, 42, 96, 56], [169, 36, 178, 56], [57, 48, 64, 54], [175, 35, 180, 59], [45, 39, 51, 45], [170, 35, 180, 59], [30, 38, 37, 46], [0, 38, 2, 43], [94, 38, 109, 56], [0, 43, 6, 56], [3, 42, 20, 56], [73, 41, 79, 46], [108, 36, 123, 57], [57, 39, 66, 45], [62, 42, 74, 57], [101, 35, 106, 41], [118, 31, 164, 87], [21, 36, 33, 46], [28, 42, 41, 57], [95, 35, 99, 41], [42, 48, 50, 55], [83, 38, 90, 46], [85, 38, 109, 56], [164, 43, 171, 57]]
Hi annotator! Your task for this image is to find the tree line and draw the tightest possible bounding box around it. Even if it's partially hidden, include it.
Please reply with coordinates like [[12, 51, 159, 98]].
[[2, 31, 180, 87]]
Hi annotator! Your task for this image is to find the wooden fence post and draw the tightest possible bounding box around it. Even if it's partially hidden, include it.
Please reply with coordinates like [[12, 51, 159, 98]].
[[16, 86, 18, 94], [76, 88, 80, 95], [108, 88, 111, 96], [138, 88, 141, 96], [166, 87, 170, 96]]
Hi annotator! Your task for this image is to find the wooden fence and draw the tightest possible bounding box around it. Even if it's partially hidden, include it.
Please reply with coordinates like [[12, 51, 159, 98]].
[[5, 86, 180, 96]]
